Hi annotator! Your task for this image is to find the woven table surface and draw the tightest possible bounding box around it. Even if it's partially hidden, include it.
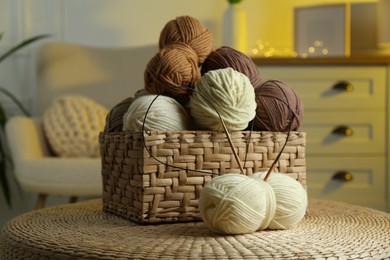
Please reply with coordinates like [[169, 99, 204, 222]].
[[1, 199, 390, 259]]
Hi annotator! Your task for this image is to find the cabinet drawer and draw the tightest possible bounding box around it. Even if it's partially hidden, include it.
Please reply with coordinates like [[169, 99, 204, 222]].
[[306, 156, 386, 211], [301, 111, 385, 155], [260, 66, 386, 110]]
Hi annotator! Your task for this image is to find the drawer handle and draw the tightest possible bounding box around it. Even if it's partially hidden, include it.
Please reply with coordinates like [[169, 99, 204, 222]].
[[332, 126, 353, 136], [332, 81, 353, 92], [332, 171, 353, 182]]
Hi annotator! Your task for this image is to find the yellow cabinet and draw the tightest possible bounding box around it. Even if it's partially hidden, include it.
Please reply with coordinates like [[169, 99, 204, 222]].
[[307, 156, 386, 211], [258, 62, 389, 211]]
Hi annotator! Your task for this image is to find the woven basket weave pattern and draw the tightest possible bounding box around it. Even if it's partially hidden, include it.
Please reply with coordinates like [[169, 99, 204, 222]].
[[99, 130, 306, 223]]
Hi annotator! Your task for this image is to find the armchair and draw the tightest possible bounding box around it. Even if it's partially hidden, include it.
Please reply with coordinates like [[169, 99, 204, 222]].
[[5, 116, 101, 209], [5, 42, 157, 208]]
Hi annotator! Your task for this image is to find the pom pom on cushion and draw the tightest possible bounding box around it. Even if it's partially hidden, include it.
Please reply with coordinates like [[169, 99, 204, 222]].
[[43, 95, 108, 157]]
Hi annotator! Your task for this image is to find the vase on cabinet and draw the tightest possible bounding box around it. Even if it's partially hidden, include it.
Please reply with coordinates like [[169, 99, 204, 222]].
[[378, 0, 390, 48], [222, 2, 247, 53]]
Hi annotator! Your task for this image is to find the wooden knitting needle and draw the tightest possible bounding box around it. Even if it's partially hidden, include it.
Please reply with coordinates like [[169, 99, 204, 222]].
[[220, 119, 245, 174], [263, 161, 276, 182], [263, 134, 288, 182]]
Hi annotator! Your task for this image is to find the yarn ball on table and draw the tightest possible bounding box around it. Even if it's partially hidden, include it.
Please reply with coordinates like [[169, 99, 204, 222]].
[[201, 46, 262, 88], [188, 67, 256, 131], [254, 80, 304, 132], [198, 174, 276, 235], [122, 94, 191, 132], [144, 42, 200, 105], [250, 172, 308, 230], [159, 15, 214, 64], [104, 96, 134, 132]]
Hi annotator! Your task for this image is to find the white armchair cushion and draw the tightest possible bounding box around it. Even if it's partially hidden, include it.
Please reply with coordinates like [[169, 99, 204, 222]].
[[17, 157, 101, 196], [5, 116, 102, 196]]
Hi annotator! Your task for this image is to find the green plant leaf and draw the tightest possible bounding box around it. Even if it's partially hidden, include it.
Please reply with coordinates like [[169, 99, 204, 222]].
[[0, 105, 11, 207], [0, 87, 31, 117], [0, 34, 50, 63], [0, 33, 49, 208], [0, 103, 6, 126], [0, 178, 11, 208], [0, 158, 11, 207], [228, 0, 242, 4]]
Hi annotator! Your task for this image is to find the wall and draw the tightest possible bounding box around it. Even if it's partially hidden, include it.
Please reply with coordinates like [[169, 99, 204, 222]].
[[0, 0, 380, 228]]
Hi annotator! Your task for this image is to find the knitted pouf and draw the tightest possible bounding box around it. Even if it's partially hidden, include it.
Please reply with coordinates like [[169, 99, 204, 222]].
[[43, 95, 108, 157]]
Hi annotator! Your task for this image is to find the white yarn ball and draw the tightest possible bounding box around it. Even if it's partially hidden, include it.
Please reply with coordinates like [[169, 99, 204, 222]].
[[188, 67, 256, 131], [251, 172, 308, 230], [122, 94, 190, 132], [43, 95, 108, 157], [198, 174, 276, 235]]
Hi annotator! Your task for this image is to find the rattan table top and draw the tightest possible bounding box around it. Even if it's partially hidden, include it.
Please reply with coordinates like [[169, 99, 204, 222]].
[[1, 199, 390, 259]]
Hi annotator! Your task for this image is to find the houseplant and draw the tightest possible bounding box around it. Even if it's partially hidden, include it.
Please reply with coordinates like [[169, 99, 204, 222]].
[[0, 33, 49, 207]]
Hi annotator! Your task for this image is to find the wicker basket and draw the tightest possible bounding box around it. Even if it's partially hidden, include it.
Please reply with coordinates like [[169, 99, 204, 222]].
[[99, 130, 306, 224]]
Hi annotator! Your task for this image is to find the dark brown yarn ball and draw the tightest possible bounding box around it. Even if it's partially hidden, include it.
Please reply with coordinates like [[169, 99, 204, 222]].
[[254, 80, 303, 132], [144, 42, 200, 105], [134, 88, 149, 98], [159, 15, 214, 64], [104, 96, 135, 132], [201, 46, 262, 88]]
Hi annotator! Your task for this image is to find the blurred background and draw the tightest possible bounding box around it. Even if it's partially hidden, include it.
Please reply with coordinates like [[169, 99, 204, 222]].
[[0, 0, 383, 227]]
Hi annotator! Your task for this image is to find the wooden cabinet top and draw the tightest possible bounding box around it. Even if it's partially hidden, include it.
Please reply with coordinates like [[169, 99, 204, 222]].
[[252, 55, 390, 66]]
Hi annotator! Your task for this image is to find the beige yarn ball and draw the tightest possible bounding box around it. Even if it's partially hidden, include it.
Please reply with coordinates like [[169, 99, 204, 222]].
[[122, 94, 191, 132], [251, 172, 308, 230], [198, 174, 276, 235], [43, 95, 108, 157], [188, 67, 256, 131], [144, 42, 200, 105], [159, 15, 214, 64]]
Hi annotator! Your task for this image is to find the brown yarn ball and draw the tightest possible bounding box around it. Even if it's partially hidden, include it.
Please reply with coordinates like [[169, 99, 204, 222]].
[[201, 46, 262, 88], [159, 15, 214, 64], [144, 42, 200, 104], [254, 80, 303, 132], [104, 96, 135, 132]]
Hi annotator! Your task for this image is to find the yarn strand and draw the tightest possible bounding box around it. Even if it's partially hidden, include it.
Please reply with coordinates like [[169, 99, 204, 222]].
[[243, 119, 255, 169], [263, 80, 294, 182], [219, 112, 245, 174]]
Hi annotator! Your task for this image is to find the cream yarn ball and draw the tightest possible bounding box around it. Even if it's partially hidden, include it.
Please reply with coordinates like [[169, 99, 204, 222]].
[[43, 95, 108, 157], [188, 67, 256, 131], [122, 94, 190, 132], [251, 172, 308, 230], [198, 174, 276, 235]]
